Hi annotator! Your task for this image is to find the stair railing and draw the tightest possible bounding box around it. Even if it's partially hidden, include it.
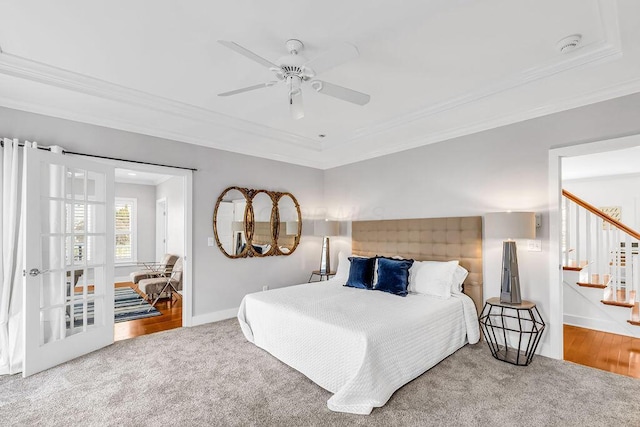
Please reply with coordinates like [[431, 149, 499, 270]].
[[562, 189, 640, 298]]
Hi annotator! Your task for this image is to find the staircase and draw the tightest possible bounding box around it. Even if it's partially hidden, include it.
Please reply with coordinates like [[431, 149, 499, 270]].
[[562, 189, 640, 337]]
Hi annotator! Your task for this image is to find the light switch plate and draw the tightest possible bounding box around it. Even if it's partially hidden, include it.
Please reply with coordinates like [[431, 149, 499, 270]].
[[527, 240, 542, 252], [207, 237, 215, 247]]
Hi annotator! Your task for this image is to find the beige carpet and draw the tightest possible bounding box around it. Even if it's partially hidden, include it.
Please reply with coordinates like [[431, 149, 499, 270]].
[[1, 319, 639, 426]]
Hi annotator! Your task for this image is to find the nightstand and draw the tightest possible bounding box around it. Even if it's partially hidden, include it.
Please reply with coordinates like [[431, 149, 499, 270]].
[[308, 270, 336, 282], [479, 297, 545, 366]]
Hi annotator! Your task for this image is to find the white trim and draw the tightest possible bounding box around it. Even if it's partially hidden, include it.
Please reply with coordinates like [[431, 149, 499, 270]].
[[563, 314, 636, 337], [182, 172, 194, 327], [191, 307, 238, 327], [0, 52, 319, 152], [114, 276, 132, 283], [155, 197, 168, 262], [320, 75, 640, 169], [0, 96, 323, 170]]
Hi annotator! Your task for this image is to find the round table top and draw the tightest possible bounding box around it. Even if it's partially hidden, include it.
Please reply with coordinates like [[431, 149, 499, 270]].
[[485, 297, 536, 309]]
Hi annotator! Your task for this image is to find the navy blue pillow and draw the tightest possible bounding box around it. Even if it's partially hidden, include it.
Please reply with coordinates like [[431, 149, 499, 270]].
[[345, 257, 375, 289], [373, 257, 414, 296]]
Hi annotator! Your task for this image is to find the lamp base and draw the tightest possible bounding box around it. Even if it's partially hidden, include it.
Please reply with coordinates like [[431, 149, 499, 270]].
[[500, 241, 522, 304], [319, 236, 331, 274]]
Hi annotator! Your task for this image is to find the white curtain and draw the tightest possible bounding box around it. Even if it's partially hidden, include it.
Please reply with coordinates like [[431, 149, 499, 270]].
[[0, 138, 25, 375]]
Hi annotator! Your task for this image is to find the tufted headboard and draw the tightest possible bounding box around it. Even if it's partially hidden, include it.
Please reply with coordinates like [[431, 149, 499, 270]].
[[352, 216, 483, 314]]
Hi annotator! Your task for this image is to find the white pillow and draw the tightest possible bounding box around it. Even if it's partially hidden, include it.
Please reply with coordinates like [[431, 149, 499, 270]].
[[451, 265, 468, 294], [333, 251, 351, 282], [413, 260, 459, 298]]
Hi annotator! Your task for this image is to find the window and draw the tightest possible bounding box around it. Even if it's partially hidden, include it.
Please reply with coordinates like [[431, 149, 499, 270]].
[[115, 198, 137, 263]]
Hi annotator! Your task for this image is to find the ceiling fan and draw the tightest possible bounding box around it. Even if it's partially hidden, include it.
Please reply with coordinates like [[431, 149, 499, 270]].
[[217, 39, 370, 120]]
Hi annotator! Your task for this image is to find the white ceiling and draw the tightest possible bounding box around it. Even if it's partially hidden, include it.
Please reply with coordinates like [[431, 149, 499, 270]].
[[114, 168, 173, 185], [1, 0, 640, 169], [563, 145, 640, 180]]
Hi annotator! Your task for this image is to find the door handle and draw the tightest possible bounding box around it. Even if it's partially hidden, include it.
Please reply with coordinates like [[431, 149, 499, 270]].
[[28, 268, 50, 277]]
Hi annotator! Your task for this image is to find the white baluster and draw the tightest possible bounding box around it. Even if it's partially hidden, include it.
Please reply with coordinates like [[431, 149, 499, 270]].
[[575, 201, 581, 269], [586, 213, 591, 281], [596, 216, 602, 284]]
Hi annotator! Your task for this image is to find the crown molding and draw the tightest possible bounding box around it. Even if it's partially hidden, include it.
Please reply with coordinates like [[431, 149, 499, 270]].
[[322, 0, 622, 150], [323, 42, 622, 150], [0, 96, 323, 169], [0, 52, 320, 152], [320, 75, 640, 169]]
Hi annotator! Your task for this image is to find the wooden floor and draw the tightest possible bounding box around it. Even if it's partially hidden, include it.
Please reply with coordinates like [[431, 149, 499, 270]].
[[114, 282, 182, 341], [564, 324, 640, 378]]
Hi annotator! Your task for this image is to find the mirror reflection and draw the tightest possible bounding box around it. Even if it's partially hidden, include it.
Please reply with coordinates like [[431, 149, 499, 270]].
[[276, 193, 301, 255], [213, 187, 249, 258], [250, 191, 275, 256]]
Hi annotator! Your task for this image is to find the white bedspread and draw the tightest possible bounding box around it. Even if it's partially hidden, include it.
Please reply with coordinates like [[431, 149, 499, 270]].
[[237, 279, 480, 415]]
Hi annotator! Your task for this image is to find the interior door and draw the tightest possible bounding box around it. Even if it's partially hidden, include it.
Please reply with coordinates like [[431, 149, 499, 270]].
[[23, 147, 114, 377]]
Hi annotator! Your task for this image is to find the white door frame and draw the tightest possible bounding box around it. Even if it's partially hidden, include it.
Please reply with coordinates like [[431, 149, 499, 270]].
[[155, 197, 168, 261], [548, 133, 640, 359], [91, 158, 194, 327]]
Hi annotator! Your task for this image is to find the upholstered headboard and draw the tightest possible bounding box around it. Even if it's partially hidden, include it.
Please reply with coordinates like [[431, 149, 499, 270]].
[[352, 216, 483, 314]]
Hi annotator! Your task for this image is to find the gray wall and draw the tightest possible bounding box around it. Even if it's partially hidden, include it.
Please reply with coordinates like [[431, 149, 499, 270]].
[[114, 182, 156, 280], [323, 92, 640, 357], [0, 107, 325, 319], [156, 176, 184, 258]]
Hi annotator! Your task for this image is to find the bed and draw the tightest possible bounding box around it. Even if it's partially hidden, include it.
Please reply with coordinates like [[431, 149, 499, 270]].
[[237, 216, 483, 415]]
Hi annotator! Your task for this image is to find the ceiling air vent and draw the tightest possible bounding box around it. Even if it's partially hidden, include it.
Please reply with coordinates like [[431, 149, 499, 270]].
[[557, 34, 582, 54]]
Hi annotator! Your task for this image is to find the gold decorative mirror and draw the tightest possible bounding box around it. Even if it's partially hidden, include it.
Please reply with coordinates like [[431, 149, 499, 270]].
[[213, 187, 251, 258], [213, 186, 302, 258]]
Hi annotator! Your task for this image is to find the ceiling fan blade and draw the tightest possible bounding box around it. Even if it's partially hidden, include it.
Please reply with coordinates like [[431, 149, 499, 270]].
[[218, 40, 278, 69], [310, 80, 370, 106], [218, 81, 277, 97], [289, 90, 304, 120], [304, 43, 359, 75]]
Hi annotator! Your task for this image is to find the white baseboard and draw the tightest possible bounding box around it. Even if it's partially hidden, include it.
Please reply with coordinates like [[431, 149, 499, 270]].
[[563, 314, 640, 338], [191, 307, 239, 326], [114, 276, 131, 283]]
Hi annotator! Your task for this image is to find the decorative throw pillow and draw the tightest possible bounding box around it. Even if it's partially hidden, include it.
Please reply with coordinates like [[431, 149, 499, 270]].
[[373, 255, 407, 287], [345, 257, 375, 289], [413, 260, 459, 298], [373, 257, 414, 296]]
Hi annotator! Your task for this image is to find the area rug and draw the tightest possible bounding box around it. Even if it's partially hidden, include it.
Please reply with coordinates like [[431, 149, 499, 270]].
[[70, 287, 161, 326], [113, 287, 162, 323]]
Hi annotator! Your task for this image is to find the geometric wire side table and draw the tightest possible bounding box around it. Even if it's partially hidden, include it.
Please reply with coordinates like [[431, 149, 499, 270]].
[[479, 297, 546, 366]]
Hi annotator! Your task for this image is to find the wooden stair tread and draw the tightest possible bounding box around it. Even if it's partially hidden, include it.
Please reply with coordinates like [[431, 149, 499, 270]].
[[576, 282, 608, 289], [601, 289, 636, 308], [563, 266, 584, 271], [628, 303, 640, 326]]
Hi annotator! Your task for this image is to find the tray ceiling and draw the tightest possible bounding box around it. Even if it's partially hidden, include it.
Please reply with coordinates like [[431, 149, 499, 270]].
[[1, 0, 639, 169]]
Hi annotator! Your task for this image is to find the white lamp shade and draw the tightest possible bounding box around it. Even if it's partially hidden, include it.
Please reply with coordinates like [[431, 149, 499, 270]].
[[313, 220, 339, 237], [485, 212, 536, 240]]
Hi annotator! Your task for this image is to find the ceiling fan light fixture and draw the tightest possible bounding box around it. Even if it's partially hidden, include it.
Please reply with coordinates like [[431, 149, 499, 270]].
[[287, 75, 302, 96]]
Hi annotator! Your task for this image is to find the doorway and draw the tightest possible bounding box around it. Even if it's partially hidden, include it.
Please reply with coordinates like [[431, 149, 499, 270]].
[[549, 133, 640, 369], [111, 165, 192, 341]]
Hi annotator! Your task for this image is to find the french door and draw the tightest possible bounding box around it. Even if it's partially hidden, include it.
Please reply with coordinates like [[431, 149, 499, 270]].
[[23, 147, 114, 377]]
